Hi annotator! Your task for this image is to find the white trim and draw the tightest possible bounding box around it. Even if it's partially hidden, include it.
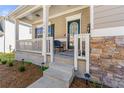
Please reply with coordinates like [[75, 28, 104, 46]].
[[15, 6, 42, 19], [36, 22, 51, 28], [50, 6, 88, 19], [17, 49, 42, 54], [66, 13, 81, 49], [55, 38, 67, 42], [33, 6, 89, 24], [66, 13, 82, 22], [16, 49, 51, 55], [8, 6, 27, 16], [90, 5, 94, 30], [91, 26, 124, 37], [19, 20, 32, 27]]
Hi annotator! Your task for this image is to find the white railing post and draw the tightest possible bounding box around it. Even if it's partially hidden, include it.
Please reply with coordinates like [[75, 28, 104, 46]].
[[85, 34, 90, 73], [74, 34, 78, 70], [80, 35, 83, 56], [50, 37, 54, 63]]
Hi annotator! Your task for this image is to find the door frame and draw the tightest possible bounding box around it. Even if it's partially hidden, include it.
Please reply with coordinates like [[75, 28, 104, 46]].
[[66, 13, 82, 50]]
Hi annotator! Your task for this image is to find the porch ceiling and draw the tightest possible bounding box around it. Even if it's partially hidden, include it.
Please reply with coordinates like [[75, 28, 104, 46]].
[[8, 5, 88, 25]]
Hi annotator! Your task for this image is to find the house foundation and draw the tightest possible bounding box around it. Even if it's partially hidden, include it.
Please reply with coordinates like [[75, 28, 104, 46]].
[[90, 36, 124, 87]]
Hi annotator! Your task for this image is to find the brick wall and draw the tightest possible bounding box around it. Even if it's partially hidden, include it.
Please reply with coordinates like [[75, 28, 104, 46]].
[[90, 36, 124, 87]]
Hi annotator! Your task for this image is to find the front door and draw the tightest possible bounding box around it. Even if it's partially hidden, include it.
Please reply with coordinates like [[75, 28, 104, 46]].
[[68, 19, 80, 49]]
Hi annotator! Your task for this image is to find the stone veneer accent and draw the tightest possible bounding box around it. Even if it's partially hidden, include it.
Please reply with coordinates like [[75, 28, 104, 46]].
[[90, 36, 124, 88]]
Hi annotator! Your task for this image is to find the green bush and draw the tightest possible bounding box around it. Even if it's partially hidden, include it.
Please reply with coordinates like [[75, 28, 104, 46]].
[[8, 61, 13, 67], [41, 66, 48, 71], [1, 60, 7, 64], [91, 80, 102, 88], [24, 61, 32, 64], [0, 59, 1, 64], [18, 65, 25, 72]]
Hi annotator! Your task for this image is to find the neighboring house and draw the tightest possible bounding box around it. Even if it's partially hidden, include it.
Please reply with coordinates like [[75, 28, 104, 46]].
[[0, 17, 4, 36], [0, 16, 5, 52], [8, 5, 124, 87], [0, 16, 32, 53]]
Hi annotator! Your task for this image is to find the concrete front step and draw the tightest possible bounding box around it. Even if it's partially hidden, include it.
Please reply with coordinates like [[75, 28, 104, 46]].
[[28, 75, 67, 88], [54, 55, 74, 65], [49, 62, 74, 73], [44, 67, 73, 84], [28, 54, 74, 88], [28, 62, 74, 88]]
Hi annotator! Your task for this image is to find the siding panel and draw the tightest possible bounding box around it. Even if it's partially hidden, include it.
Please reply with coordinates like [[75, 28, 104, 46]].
[[95, 6, 124, 19], [95, 13, 124, 24], [94, 5, 122, 13], [94, 5, 124, 29]]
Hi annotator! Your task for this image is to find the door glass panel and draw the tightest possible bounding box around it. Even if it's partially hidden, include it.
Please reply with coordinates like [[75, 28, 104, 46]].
[[68, 19, 80, 49]]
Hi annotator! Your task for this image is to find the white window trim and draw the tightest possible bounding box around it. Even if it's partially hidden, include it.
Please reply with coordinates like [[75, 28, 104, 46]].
[[65, 13, 82, 49]]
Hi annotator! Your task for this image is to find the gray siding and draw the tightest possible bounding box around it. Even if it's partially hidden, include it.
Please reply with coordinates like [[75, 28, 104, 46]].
[[94, 5, 124, 29]]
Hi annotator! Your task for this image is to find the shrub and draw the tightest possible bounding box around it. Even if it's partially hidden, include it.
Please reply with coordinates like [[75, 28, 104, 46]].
[[41, 66, 48, 71], [8, 61, 13, 67], [18, 65, 25, 72], [24, 61, 32, 64], [1, 60, 7, 64], [0, 59, 1, 64], [91, 80, 101, 88]]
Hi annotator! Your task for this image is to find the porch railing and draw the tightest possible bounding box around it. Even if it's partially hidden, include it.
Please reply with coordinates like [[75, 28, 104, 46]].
[[16, 37, 54, 62], [74, 34, 90, 73]]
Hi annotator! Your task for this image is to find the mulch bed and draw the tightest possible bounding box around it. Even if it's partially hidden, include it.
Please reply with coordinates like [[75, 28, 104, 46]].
[[0, 61, 42, 88], [70, 77, 109, 88]]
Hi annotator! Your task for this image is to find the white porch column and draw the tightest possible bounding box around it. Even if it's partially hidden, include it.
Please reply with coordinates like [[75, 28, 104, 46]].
[[42, 5, 49, 63], [32, 25, 36, 39], [90, 5, 94, 30], [15, 19, 19, 51], [3, 18, 5, 53]]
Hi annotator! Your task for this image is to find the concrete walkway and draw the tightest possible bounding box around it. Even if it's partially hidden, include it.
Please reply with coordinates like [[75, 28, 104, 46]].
[[28, 54, 74, 88]]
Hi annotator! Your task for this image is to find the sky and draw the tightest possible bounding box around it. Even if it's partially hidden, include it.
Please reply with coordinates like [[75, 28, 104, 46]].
[[0, 5, 18, 16]]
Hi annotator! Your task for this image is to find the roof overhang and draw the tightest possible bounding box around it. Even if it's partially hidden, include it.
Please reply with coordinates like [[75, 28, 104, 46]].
[[8, 5, 89, 25], [8, 5, 42, 19]]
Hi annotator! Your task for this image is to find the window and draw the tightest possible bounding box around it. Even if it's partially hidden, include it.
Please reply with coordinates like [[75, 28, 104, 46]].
[[35, 24, 54, 38], [35, 27, 43, 38]]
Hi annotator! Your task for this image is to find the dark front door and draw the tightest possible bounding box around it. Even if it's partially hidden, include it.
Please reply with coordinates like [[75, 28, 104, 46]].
[[67, 19, 80, 49]]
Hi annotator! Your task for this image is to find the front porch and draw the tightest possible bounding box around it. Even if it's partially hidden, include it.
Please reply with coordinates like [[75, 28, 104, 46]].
[[8, 5, 90, 87]]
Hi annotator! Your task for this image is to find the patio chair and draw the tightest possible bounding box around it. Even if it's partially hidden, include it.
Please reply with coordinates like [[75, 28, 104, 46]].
[[54, 40, 64, 52]]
